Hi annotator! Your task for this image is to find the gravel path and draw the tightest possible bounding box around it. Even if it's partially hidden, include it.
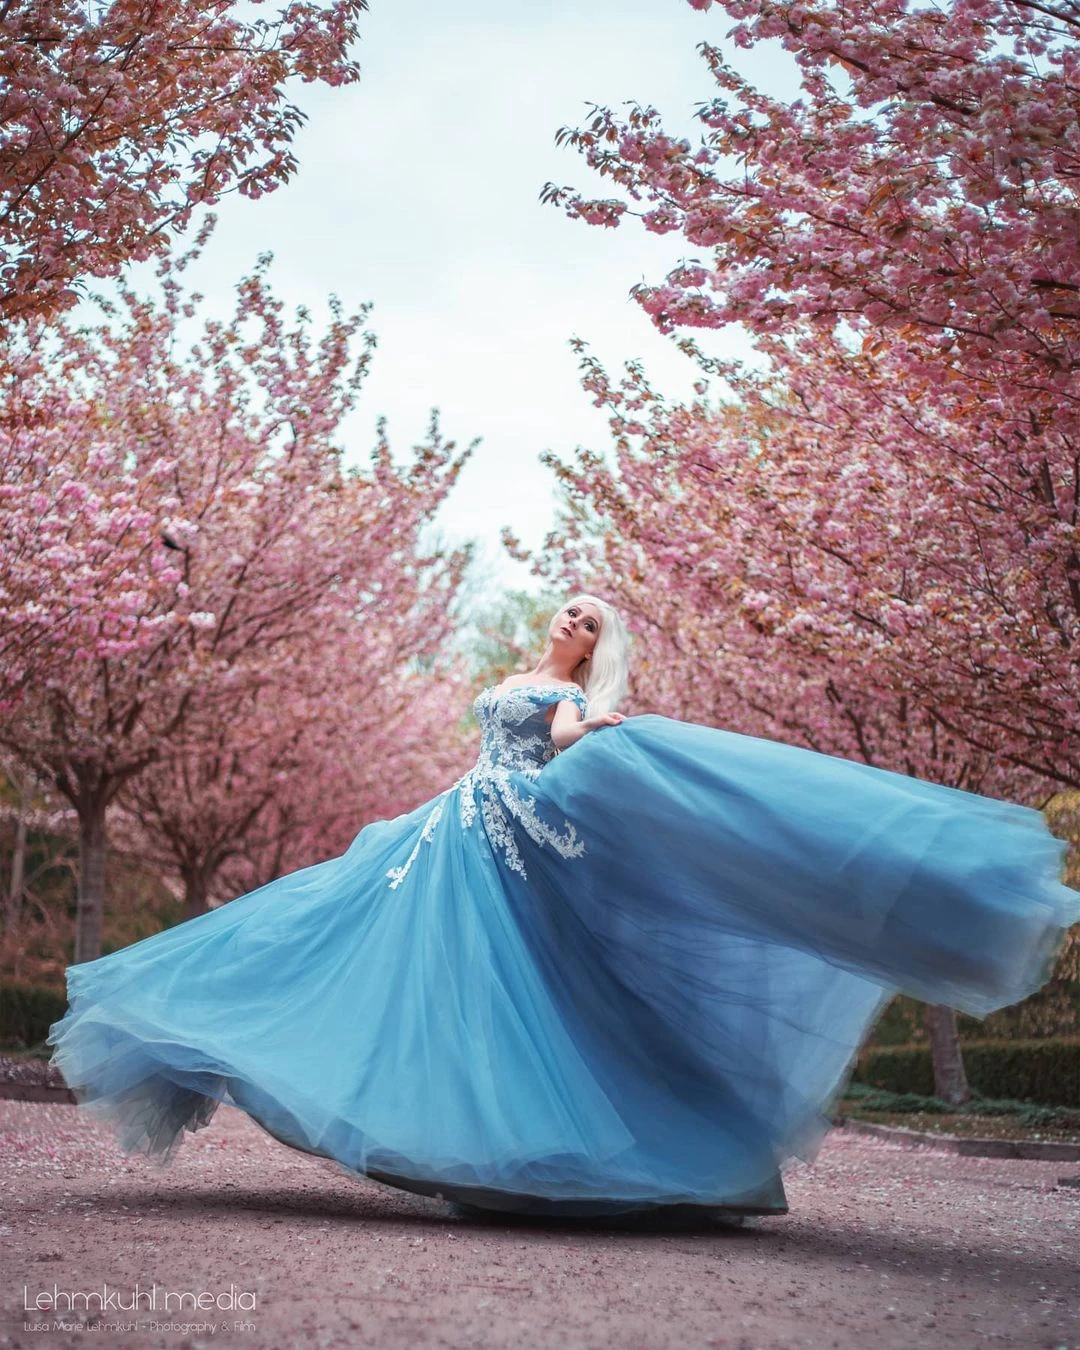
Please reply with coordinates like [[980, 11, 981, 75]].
[[2, 1099, 1077, 1350]]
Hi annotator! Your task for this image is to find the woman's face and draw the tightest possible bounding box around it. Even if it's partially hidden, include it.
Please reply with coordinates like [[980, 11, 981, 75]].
[[549, 600, 603, 665]]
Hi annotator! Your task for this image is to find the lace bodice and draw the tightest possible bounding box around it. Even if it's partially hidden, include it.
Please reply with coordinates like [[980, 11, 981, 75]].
[[472, 682, 589, 774], [386, 682, 590, 888]]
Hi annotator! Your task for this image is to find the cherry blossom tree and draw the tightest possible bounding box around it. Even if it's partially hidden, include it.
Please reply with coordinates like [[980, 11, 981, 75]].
[[0, 252, 471, 961], [523, 344, 1041, 798], [548, 0, 1078, 393], [543, 0, 1080, 792], [0, 0, 365, 323], [223, 665, 477, 897], [115, 629, 475, 920]]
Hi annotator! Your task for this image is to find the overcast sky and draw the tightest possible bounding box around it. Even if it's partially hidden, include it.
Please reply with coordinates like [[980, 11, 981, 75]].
[[175, 0, 796, 592]]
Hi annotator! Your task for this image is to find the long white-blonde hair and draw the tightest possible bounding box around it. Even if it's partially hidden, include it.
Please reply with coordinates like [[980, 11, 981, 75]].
[[561, 593, 630, 717]]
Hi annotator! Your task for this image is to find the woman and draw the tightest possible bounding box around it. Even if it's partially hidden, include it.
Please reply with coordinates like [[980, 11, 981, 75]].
[[48, 595, 1079, 1221]]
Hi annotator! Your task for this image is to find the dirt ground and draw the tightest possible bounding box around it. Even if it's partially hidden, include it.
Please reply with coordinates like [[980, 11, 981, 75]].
[[1, 1099, 1077, 1350]]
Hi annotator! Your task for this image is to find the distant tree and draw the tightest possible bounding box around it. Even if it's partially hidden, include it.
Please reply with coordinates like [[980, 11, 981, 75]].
[[463, 587, 564, 690]]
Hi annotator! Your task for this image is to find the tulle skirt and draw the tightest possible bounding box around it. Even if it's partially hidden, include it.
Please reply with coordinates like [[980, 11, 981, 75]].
[[47, 715, 1078, 1217]]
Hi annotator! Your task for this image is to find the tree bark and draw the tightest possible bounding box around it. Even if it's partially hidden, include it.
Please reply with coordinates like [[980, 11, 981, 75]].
[[923, 1003, 970, 1105], [3, 803, 27, 940], [182, 867, 209, 920], [74, 793, 107, 964]]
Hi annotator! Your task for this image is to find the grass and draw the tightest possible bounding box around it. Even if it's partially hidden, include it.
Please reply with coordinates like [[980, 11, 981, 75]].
[[0, 1041, 52, 1059], [836, 1083, 1080, 1143]]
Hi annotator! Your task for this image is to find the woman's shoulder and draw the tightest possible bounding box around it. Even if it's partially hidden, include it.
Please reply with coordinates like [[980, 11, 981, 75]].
[[492, 675, 584, 699]]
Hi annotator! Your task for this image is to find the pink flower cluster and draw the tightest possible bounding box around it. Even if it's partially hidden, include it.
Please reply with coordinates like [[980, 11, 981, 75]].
[[536, 0, 1080, 798], [0, 0, 365, 323]]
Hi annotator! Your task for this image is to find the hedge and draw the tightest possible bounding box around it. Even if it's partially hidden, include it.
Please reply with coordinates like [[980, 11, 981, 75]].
[[870, 990, 1080, 1046], [0, 982, 67, 1051], [853, 1037, 1080, 1107]]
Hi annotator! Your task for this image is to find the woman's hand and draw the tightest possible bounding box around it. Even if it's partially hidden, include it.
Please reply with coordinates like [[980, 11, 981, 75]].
[[550, 704, 627, 751], [583, 712, 626, 732]]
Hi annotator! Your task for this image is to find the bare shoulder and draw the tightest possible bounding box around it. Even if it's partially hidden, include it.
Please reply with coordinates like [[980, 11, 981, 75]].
[[490, 673, 534, 697], [492, 674, 580, 697]]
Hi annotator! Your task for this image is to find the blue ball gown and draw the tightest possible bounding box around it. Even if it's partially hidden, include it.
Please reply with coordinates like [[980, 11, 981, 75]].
[[47, 683, 1080, 1219]]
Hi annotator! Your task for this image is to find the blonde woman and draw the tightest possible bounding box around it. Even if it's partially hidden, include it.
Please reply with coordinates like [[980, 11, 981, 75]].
[[49, 594, 1078, 1221]]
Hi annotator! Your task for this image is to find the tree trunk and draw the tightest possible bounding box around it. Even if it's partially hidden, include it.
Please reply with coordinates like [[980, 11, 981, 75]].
[[183, 867, 210, 920], [923, 1003, 970, 1105], [74, 793, 107, 964], [3, 806, 27, 940]]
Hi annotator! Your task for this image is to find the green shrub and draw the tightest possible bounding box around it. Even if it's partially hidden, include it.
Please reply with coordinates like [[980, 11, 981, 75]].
[[0, 981, 67, 1052], [838, 1082, 1080, 1128], [853, 1037, 1080, 1107]]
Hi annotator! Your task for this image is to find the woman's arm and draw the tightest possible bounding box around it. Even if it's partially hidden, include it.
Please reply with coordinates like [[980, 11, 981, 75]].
[[550, 700, 626, 751]]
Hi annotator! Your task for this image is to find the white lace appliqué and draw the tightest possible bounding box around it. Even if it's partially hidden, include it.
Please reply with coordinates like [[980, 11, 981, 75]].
[[386, 793, 448, 890], [385, 683, 588, 888]]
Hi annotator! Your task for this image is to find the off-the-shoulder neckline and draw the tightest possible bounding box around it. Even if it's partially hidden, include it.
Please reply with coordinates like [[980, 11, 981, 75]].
[[484, 680, 586, 703]]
